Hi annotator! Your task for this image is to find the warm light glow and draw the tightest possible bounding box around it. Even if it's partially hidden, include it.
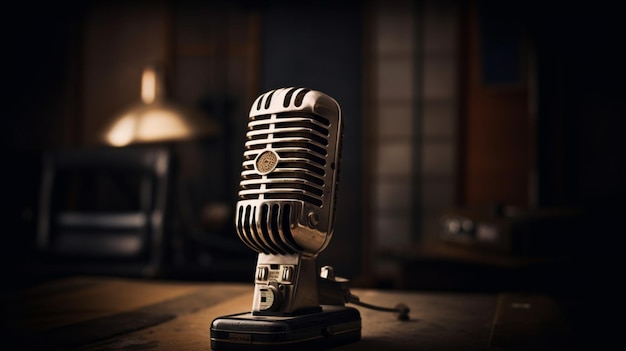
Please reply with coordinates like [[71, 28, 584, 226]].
[[105, 108, 195, 147], [107, 114, 137, 147], [141, 67, 156, 104], [136, 109, 191, 141], [103, 63, 219, 147]]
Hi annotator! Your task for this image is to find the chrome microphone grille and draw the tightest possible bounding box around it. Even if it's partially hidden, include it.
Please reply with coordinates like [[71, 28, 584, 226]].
[[235, 87, 343, 256]]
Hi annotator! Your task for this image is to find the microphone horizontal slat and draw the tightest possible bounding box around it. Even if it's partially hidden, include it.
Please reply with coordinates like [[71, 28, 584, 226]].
[[240, 171, 261, 180], [267, 171, 324, 185], [246, 125, 328, 140], [245, 137, 328, 157], [272, 141, 327, 157], [239, 181, 324, 196], [274, 131, 328, 146], [262, 146, 318, 154], [248, 117, 329, 132], [276, 119, 330, 134], [242, 160, 256, 168], [242, 152, 325, 165], [249, 114, 272, 121], [264, 193, 323, 207], [248, 112, 330, 127], [243, 146, 327, 160], [277, 111, 330, 126], [240, 179, 324, 196], [238, 182, 261, 190], [240, 168, 256, 177], [240, 177, 318, 186], [242, 157, 325, 172], [248, 122, 328, 136], [238, 192, 323, 207], [247, 128, 328, 143], [275, 163, 324, 177], [244, 141, 327, 157], [265, 182, 323, 196], [273, 166, 325, 177], [278, 152, 326, 167], [244, 136, 327, 150], [238, 187, 322, 198], [241, 161, 325, 177]]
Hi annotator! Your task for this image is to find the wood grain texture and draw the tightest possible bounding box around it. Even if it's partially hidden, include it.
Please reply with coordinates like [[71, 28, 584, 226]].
[[1, 277, 576, 350], [2, 276, 251, 350]]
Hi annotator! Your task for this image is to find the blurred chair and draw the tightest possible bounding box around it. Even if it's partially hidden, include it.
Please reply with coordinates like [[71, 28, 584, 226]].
[[36, 146, 171, 278]]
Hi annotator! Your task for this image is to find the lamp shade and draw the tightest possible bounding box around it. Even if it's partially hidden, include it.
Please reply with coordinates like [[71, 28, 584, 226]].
[[103, 64, 219, 147]]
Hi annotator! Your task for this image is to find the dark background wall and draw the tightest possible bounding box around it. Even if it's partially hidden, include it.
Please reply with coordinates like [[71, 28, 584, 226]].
[[531, 1, 626, 257]]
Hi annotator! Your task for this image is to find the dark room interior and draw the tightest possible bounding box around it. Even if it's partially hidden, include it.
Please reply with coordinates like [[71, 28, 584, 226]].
[[2, 0, 624, 349]]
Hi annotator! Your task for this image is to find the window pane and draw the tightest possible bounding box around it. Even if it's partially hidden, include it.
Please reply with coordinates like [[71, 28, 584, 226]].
[[377, 57, 414, 101], [423, 102, 456, 138], [422, 142, 455, 177], [376, 180, 412, 212], [376, 142, 412, 177], [377, 104, 413, 138]]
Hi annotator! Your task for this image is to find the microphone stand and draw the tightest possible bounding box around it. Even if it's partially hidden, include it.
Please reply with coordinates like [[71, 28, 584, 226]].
[[210, 255, 363, 351]]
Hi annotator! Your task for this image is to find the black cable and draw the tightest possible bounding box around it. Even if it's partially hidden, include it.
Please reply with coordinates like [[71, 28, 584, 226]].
[[348, 294, 410, 321]]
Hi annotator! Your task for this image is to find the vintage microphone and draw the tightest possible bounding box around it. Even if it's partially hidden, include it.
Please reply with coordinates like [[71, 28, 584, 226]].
[[235, 86, 343, 316], [210, 87, 408, 350]]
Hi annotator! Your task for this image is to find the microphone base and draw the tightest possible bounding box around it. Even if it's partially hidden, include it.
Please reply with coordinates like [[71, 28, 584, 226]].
[[210, 305, 361, 350]]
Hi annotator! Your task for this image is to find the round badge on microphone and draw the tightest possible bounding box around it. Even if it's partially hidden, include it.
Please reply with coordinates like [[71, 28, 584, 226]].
[[255, 150, 279, 175]]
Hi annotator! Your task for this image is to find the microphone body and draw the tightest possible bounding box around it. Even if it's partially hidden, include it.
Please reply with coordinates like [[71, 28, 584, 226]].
[[235, 87, 343, 315]]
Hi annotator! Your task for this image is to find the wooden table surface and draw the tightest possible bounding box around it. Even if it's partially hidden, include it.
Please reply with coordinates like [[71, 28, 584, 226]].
[[0, 276, 581, 350]]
